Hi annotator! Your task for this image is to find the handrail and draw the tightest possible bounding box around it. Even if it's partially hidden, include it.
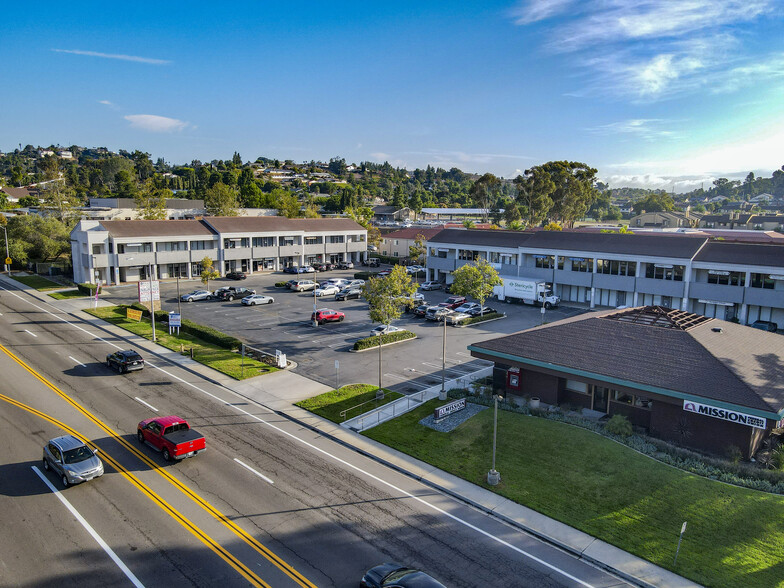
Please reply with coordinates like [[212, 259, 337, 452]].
[[339, 392, 388, 421]]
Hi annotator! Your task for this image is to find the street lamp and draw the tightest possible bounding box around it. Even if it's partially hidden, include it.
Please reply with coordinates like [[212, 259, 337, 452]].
[[1, 223, 9, 273], [487, 394, 501, 486], [440, 314, 447, 400], [148, 263, 157, 342]]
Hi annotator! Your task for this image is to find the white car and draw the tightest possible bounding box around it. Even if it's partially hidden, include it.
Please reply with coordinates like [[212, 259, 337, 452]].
[[369, 324, 404, 337], [181, 290, 212, 302], [346, 279, 365, 288], [241, 294, 274, 306], [407, 265, 425, 274], [454, 302, 481, 314], [315, 284, 340, 297], [420, 281, 442, 291]]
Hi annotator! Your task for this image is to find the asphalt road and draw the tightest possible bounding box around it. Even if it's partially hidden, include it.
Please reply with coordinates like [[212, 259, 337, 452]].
[[100, 269, 583, 394], [0, 279, 625, 587]]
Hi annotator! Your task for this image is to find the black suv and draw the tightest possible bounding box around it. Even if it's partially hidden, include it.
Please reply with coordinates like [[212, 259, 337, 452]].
[[225, 271, 247, 280], [217, 287, 255, 301], [750, 320, 778, 332], [106, 350, 144, 373]]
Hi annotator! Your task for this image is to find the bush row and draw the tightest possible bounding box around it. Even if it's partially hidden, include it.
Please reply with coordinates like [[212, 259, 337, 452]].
[[126, 303, 242, 350], [353, 330, 416, 351], [460, 311, 504, 326], [446, 389, 784, 495], [77, 282, 97, 295]]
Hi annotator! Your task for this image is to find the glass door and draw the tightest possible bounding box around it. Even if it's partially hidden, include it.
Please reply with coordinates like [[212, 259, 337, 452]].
[[592, 386, 609, 413]]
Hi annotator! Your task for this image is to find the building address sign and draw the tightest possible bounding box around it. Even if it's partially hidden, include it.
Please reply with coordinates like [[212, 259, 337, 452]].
[[683, 400, 766, 429]]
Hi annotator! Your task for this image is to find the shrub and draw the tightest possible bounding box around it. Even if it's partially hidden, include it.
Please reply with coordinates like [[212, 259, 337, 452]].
[[353, 271, 374, 280], [77, 282, 96, 295], [461, 311, 503, 326], [124, 304, 241, 350], [725, 445, 743, 464], [605, 414, 633, 437], [353, 330, 415, 350], [772, 447, 784, 471], [275, 281, 287, 287]]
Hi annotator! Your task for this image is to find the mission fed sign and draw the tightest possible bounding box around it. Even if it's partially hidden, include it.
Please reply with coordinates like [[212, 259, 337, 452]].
[[683, 400, 766, 429]]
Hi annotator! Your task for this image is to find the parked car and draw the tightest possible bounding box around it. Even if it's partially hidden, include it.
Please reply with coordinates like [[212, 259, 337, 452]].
[[420, 281, 442, 291], [363, 258, 380, 267], [750, 320, 778, 332], [325, 278, 350, 288], [454, 302, 481, 314], [413, 303, 430, 317], [218, 287, 255, 301], [338, 260, 354, 269], [425, 306, 454, 321], [213, 287, 232, 298], [311, 308, 345, 324], [370, 324, 404, 337], [106, 349, 144, 373], [335, 287, 362, 301], [283, 265, 299, 274], [225, 271, 247, 280], [445, 311, 472, 325], [360, 563, 445, 588], [441, 295, 468, 309], [377, 269, 392, 277], [406, 265, 425, 274], [137, 416, 206, 462], [291, 279, 317, 292], [42, 435, 104, 488], [284, 279, 299, 289], [315, 284, 341, 297], [181, 290, 212, 302], [468, 305, 496, 317], [297, 265, 316, 273], [346, 279, 365, 288], [316, 262, 336, 271], [241, 294, 274, 306]]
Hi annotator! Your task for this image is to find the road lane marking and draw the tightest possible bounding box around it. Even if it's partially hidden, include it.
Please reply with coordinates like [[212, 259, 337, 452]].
[[1, 284, 596, 587], [134, 397, 159, 412], [24, 329, 37, 337], [31, 466, 146, 588], [234, 458, 274, 484], [69, 356, 86, 367]]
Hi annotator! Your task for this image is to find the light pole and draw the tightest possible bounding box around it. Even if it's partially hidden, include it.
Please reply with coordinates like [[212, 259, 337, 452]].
[[149, 263, 156, 342], [487, 394, 501, 486], [377, 334, 383, 398], [1, 223, 9, 273], [176, 267, 182, 316], [440, 315, 447, 400]]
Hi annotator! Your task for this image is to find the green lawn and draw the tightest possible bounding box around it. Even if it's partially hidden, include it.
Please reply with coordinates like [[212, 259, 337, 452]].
[[84, 306, 277, 380], [295, 384, 403, 423], [48, 289, 87, 300], [9, 274, 63, 290], [363, 399, 784, 588]]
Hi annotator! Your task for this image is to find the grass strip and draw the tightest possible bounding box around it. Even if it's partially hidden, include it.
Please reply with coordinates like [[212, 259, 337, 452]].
[[48, 289, 88, 300], [296, 384, 402, 423], [9, 274, 64, 290], [84, 306, 277, 380], [363, 399, 784, 588]]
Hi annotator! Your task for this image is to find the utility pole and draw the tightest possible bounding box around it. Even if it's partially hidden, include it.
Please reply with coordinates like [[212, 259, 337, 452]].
[[487, 395, 501, 485], [440, 316, 447, 400]]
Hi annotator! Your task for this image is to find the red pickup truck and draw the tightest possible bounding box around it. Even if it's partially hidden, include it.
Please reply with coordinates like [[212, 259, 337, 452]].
[[137, 416, 206, 461]]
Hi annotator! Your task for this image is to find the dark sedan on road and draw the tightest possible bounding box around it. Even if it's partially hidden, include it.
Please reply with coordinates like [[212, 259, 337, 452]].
[[225, 271, 247, 280], [335, 287, 361, 301], [360, 563, 445, 588], [106, 349, 144, 373]]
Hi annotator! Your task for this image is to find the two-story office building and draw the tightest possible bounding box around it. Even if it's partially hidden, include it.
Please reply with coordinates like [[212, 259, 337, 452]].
[[72, 217, 367, 285], [426, 229, 784, 326]]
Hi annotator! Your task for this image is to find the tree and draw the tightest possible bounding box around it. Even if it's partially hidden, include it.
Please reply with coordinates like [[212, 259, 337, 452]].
[[470, 173, 500, 221], [276, 192, 301, 218], [205, 182, 239, 216], [514, 167, 555, 227], [538, 161, 598, 228], [7, 215, 72, 264], [200, 257, 220, 290], [40, 183, 80, 222], [135, 185, 169, 220], [631, 193, 675, 215], [544, 222, 562, 231], [232, 151, 243, 166], [409, 234, 427, 264], [328, 156, 347, 176], [448, 259, 502, 316], [362, 265, 418, 327]]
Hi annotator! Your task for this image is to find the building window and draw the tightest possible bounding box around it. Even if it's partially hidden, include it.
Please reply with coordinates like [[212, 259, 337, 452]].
[[750, 273, 775, 289], [393, 251, 399, 257], [156, 241, 187, 252], [570, 258, 593, 272], [707, 271, 745, 286], [644, 264, 684, 281], [304, 236, 322, 245], [535, 255, 555, 269], [458, 249, 481, 261], [328, 235, 344, 244], [190, 240, 215, 250], [612, 390, 652, 409], [223, 238, 249, 249], [565, 380, 588, 393], [597, 259, 636, 276], [252, 237, 275, 247], [280, 236, 296, 246]]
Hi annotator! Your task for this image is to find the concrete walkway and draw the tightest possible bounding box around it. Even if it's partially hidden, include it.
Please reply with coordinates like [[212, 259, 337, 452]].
[[5, 278, 699, 588]]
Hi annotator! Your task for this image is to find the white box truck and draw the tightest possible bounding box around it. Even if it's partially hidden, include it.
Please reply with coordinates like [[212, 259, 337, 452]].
[[493, 277, 560, 308]]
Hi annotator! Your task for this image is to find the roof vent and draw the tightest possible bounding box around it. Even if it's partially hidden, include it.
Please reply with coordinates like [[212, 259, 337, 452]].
[[711, 327, 723, 333]]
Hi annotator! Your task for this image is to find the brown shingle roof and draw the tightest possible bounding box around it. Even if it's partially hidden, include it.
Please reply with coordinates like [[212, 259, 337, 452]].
[[202, 217, 364, 234], [383, 227, 445, 240], [694, 241, 784, 267], [99, 220, 216, 238]]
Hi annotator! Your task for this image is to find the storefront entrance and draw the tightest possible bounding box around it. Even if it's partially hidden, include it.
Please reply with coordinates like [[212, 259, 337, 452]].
[[592, 385, 609, 413]]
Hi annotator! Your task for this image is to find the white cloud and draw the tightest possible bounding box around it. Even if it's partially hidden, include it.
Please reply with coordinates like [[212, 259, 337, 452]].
[[124, 114, 190, 133], [586, 118, 678, 141], [510, 0, 578, 25], [98, 100, 112, 105], [53, 48, 171, 65]]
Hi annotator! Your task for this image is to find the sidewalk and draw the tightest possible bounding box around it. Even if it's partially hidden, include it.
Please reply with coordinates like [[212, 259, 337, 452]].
[[8, 279, 698, 588]]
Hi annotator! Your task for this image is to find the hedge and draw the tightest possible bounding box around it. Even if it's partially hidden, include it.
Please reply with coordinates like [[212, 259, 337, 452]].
[[127, 303, 242, 350], [353, 330, 416, 350], [77, 282, 97, 295], [460, 311, 504, 326]]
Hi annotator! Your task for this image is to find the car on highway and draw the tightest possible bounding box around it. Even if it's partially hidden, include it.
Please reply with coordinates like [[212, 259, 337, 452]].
[[106, 349, 145, 373], [413, 303, 430, 317], [290, 279, 317, 292], [338, 260, 354, 269], [445, 311, 471, 325], [420, 281, 442, 291], [360, 563, 445, 588], [43, 435, 104, 488], [750, 320, 778, 332], [241, 294, 274, 306], [335, 287, 362, 301], [369, 324, 404, 337], [217, 287, 255, 301], [315, 284, 341, 297], [137, 415, 206, 461], [180, 290, 212, 302], [225, 271, 247, 280], [311, 308, 345, 324]]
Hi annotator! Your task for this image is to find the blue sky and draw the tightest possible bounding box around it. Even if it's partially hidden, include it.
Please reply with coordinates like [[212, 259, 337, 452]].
[[3, 1, 784, 191]]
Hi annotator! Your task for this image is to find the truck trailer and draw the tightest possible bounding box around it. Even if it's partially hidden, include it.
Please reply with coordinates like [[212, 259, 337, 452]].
[[493, 277, 560, 308]]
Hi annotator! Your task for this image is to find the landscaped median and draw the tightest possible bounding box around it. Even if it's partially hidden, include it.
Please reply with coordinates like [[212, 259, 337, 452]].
[[352, 330, 416, 351], [295, 384, 403, 423], [84, 304, 278, 380], [456, 311, 505, 327], [357, 397, 784, 588]]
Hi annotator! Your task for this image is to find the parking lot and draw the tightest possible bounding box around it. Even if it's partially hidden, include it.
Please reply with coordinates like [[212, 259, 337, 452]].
[[100, 268, 584, 394]]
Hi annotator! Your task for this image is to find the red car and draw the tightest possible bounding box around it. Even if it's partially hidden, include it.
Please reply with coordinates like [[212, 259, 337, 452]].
[[137, 416, 206, 461], [311, 308, 345, 325], [441, 295, 467, 309]]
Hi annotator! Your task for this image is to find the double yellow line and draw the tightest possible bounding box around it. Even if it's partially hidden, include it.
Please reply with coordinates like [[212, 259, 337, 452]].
[[0, 343, 315, 588]]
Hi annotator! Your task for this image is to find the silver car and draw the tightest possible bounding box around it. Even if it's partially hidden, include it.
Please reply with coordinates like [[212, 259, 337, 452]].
[[43, 435, 104, 488]]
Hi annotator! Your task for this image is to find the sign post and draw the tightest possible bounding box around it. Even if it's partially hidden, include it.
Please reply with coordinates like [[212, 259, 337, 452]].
[[335, 359, 340, 391], [674, 521, 687, 565]]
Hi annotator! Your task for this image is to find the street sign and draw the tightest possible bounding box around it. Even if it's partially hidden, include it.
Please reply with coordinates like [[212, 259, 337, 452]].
[[138, 280, 161, 303], [4, 257, 11, 265], [335, 360, 339, 369], [168, 313, 182, 327]]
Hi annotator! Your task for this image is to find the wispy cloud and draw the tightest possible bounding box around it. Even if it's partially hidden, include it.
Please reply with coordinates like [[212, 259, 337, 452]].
[[53, 49, 171, 65], [98, 100, 112, 105], [585, 118, 679, 141], [510, 1, 778, 100], [124, 114, 191, 133]]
